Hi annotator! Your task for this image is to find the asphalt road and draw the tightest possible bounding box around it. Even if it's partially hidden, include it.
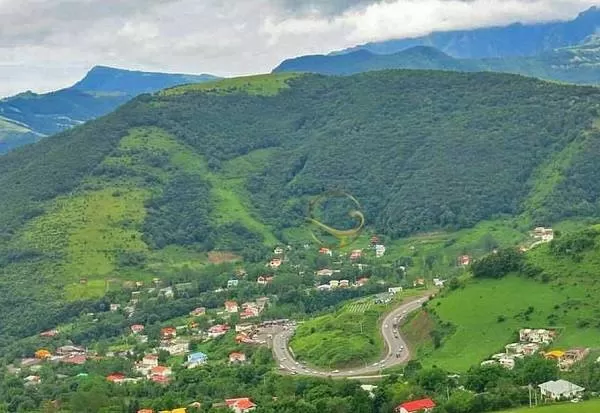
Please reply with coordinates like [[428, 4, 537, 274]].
[[271, 295, 429, 377]]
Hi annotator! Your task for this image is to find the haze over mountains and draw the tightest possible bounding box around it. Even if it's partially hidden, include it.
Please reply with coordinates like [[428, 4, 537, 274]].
[[0, 66, 218, 154], [339, 6, 600, 58], [274, 6, 600, 82]]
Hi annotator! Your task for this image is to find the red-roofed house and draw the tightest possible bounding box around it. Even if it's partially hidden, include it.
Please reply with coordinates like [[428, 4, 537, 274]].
[[458, 255, 471, 266], [151, 365, 172, 377], [160, 327, 177, 339], [225, 301, 239, 313], [106, 373, 126, 384], [142, 354, 159, 367], [131, 324, 145, 334], [150, 375, 171, 385], [229, 352, 247, 364], [190, 307, 206, 317], [225, 398, 256, 413], [319, 247, 332, 256], [208, 324, 230, 338], [395, 398, 436, 413], [356, 277, 370, 287], [267, 258, 282, 269], [61, 355, 87, 365]]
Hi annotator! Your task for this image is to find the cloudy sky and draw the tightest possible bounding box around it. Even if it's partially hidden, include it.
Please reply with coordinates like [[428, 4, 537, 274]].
[[0, 0, 597, 97]]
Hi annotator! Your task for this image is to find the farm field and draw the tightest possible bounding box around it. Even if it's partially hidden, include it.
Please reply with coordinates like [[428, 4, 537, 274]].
[[496, 400, 600, 412]]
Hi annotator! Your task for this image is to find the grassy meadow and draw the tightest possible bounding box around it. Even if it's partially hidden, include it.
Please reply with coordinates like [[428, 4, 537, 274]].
[[495, 400, 600, 413]]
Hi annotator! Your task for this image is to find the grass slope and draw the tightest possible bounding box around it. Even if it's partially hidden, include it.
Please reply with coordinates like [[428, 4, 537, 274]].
[[404, 227, 600, 372], [161, 73, 301, 96]]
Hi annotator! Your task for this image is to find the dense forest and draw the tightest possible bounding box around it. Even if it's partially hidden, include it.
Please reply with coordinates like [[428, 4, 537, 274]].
[[1, 70, 600, 344]]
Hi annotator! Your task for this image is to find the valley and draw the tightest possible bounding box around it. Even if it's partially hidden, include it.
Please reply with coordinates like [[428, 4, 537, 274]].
[[2, 71, 600, 412]]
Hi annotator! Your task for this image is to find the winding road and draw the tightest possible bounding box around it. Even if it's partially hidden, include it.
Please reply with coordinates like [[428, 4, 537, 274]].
[[272, 294, 430, 378]]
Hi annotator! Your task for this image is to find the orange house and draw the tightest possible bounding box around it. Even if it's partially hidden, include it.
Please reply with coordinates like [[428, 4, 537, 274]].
[[35, 349, 52, 359]]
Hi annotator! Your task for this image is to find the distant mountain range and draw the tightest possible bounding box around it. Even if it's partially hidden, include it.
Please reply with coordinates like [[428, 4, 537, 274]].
[[0, 66, 219, 154], [339, 6, 600, 58], [274, 39, 600, 84]]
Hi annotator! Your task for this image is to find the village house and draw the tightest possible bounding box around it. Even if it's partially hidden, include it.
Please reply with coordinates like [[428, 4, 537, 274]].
[[356, 277, 370, 287], [361, 384, 378, 398], [433, 278, 446, 287], [189, 307, 206, 317], [159, 340, 189, 356], [61, 355, 87, 365], [539, 379, 584, 400], [319, 247, 332, 256], [235, 324, 255, 333], [160, 327, 177, 340], [208, 324, 230, 338], [273, 247, 284, 255], [560, 348, 590, 370], [316, 269, 334, 277], [395, 398, 436, 413], [329, 280, 340, 289], [24, 375, 41, 386], [225, 301, 239, 313], [225, 397, 257, 413], [227, 279, 239, 288], [131, 324, 145, 334], [339, 279, 350, 288], [458, 255, 471, 266], [229, 352, 246, 364], [35, 349, 52, 360], [375, 244, 386, 257], [317, 284, 331, 291], [533, 227, 554, 242], [257, 276, 274, 285], [350, 249, 363, 260], [110, 303, 120, 312], [519, 328, 556, 344], [56, 345, 85, 356], [187, 352, 208, 368], [159, 287, 174, 298], [412, 278, 425, 288], [388, 286, 403, 294], [150, 365, 172, 379], [142, 354, 159, 368], [267, 258, 282, 269], [137, 410, 154, 413], [39, 329, 59, 338], [106, 373, 126, 384], [240, 303, 260, 320]]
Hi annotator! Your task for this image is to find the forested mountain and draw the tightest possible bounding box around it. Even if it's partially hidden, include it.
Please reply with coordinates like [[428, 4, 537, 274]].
[[339, 6, 600, 58], [0, 66, 219, 154], [274, 39, 600, 85], [1, 71, 600, 344]]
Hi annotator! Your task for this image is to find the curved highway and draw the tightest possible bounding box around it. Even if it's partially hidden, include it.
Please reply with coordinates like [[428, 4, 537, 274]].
[[272, 294, 430, 377]]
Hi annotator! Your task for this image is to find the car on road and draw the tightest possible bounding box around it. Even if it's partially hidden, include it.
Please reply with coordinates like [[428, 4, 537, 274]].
[[402, 310, 407, 314], [332, 370, 339, 373], [348, 371, 354, 374], [384, 324, 388, 328]]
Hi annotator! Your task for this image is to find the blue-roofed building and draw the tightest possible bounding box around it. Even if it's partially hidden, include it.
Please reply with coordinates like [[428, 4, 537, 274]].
[[187, 352, 208, 368]]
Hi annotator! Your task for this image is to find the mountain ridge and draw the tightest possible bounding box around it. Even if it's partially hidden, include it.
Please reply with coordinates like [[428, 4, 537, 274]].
[[0, 66, 220, 154]]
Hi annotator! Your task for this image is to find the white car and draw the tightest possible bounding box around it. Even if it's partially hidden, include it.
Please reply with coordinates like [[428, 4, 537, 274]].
[[332, 370, 340, 373]]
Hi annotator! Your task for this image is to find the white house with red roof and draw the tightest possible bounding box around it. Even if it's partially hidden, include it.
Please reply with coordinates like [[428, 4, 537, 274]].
[[131, 324, 145, 334], [225, 301, 239, 313], [319, 247, 332, 256], [458, 255, 471, 266], [189, 307, 206, 317], [208, 324, 230, 338], [395, 398, 436, 413], [142, 354, 159, 367], [225, 398, 256, 413], [267, 258, 282, 269], [160, 327, 177, 340], [229, 352, 247, 364]]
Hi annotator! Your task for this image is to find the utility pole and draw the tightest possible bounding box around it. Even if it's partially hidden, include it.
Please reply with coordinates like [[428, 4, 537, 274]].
[[528, 384, 533, 408]]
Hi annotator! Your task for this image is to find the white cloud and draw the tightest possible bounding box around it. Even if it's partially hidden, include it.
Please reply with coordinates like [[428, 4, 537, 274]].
[[0, 0, 598, 97]]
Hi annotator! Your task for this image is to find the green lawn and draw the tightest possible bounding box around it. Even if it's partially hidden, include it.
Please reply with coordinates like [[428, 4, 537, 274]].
[[496, 399, 600, 412]]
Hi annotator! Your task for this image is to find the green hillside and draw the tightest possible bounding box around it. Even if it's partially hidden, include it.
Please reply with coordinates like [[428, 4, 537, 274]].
[[2, 70, 600, 345], [402, 226, 600, 372]]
